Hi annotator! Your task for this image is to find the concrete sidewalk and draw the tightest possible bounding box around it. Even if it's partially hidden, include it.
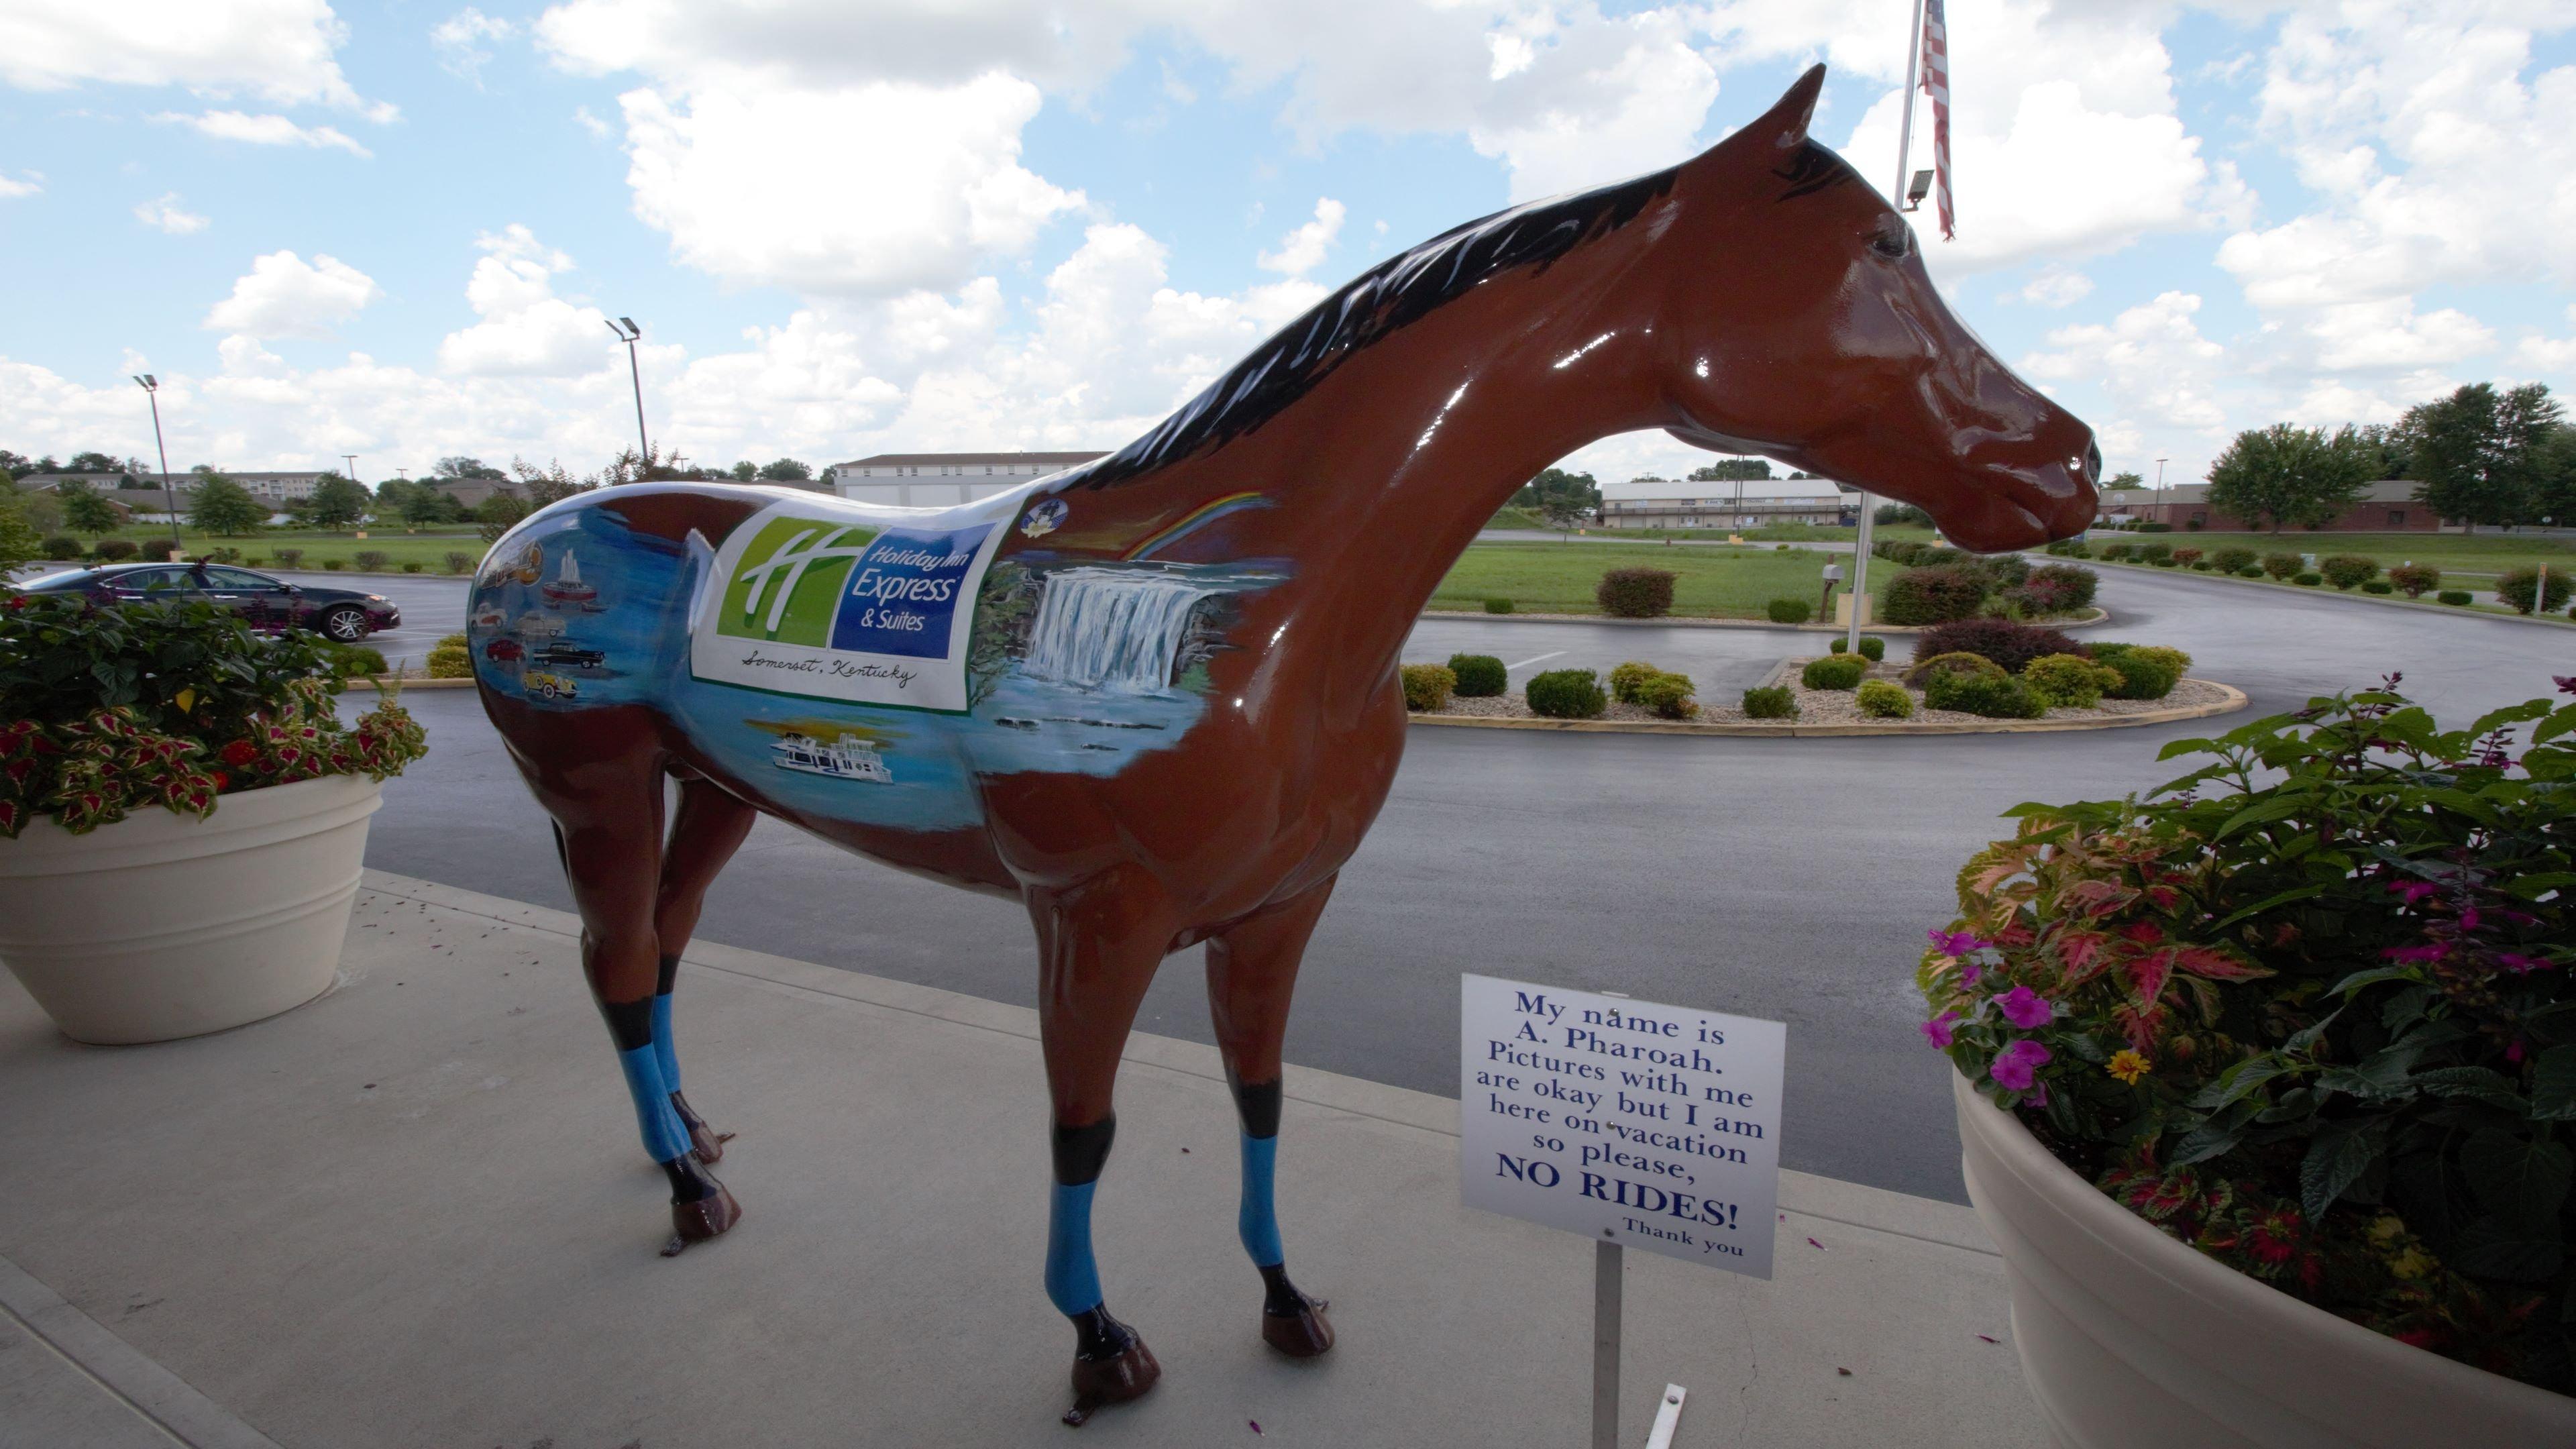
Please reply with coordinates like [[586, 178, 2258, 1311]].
[[0, 872, 2051, 1448]]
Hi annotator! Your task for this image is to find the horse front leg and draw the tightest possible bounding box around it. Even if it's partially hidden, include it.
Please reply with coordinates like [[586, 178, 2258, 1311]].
[[1205, 876, 1338, 1358], [1027, 869, 1176, 1426]]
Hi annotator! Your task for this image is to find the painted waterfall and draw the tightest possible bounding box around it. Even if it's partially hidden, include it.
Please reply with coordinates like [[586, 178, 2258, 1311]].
[[1022, 568, 1223, 693]]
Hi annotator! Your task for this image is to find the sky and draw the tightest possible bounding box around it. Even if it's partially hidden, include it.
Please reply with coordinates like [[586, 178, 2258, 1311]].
[[2, 1, 2572, 492]]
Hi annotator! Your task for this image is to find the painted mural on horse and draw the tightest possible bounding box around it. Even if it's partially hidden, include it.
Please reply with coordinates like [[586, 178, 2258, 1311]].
[[470, 65, 2096, 1423]]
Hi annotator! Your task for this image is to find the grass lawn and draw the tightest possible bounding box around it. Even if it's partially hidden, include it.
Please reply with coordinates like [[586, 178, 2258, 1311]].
[[2110, 531, 2576, 582], [40, 525, 490, 573], [1431, 540, 1904, 619]]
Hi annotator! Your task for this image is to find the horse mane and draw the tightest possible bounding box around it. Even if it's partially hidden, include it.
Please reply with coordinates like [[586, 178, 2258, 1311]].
[[1067, 166, 1682, 491]]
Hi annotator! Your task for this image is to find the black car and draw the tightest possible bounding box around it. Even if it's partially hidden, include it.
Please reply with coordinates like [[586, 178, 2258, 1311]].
[[12, 562, 401, 642], [529, 641, 606, 669]]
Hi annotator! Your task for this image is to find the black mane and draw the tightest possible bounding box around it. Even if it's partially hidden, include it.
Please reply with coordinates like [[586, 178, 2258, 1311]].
[[1067, 166, 1681, 490]]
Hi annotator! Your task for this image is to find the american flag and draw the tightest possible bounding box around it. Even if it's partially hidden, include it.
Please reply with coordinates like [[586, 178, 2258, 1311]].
[[1921, 0, 1955, 239]]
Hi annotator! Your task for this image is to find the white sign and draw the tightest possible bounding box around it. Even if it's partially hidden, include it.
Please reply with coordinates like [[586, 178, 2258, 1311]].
[[688, 486, 1037, 712], [1460, 975, 1786, 1279]]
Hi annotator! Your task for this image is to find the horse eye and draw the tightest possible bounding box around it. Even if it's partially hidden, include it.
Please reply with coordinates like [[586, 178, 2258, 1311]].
[[1872, 219, 1912, 260]]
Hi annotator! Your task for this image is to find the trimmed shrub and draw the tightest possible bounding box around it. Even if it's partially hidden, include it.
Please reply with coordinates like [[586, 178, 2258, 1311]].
[[2318, 554, 2379, 590], [244, 556, 266, 568], [2386, 563, 2440, 598], [41, 534, 78, 558], [1902, 651, 2008, 688], [2211, 547, 2258, 574], [1826, 637, 1847, 653], [1740, 686, 1798, 720], [2495, 566, 2573, 615], [1856, 635, 1885, 662], [425, 643, 473, 679], [2064, 541, 2094, 559], [2261, 552, 2302, 579], [2191, 561, 2212, 571], [1924, 669, 2046, 718], [329, 643, 389, 676], [1886, 541, 1929, 566], [2151, 557, 2178, 567], [1526, 668, 1607, 718], [1483, 598, 1514, 614], [1880, 566, 1988, 625], [140, 538, 180, 561], [1855, 680, 1913, 718], [2136, 541, 2174, 564], [2099, 651, 2179, 700], [323, 559, 347, 571], [1801, 655, 1866, 690], [1596, 567, 1676, 619], [354, 549, 389, 572], [2023, 652, 2122, 709], [1913, 617, 2088, 673], [1635, 672, 1697, 719], [401, 561, 425, 574], [2239, 566, 2266, 578], [2170, 547, 2203, 566], [2097, 542, 2135, 562], [443, 550, 476, 575], [435, 633, 468, 649], [2128, 645, 2192, 676], [1967, 553, 2031, 590], [1400, 663, 1455, 712], [205, 546, 241, 564], [2136, 521, 2172, 533], [2292, 572, 2322, 586], [2361, 580, 2393, 594], [2436, 589, 2474, 606], [273, 547, 304, 568], [94, 538, 139, 561], [1447, 653, 1507, 697], [1607, 660, 1662, 703], [1766, 596, 1812, 625]]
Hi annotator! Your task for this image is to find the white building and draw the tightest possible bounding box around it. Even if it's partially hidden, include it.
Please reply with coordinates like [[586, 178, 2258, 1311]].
[[827, 451, 1106, 508], [1595, 475, 1858, 530], [138, 470, 332, 500]]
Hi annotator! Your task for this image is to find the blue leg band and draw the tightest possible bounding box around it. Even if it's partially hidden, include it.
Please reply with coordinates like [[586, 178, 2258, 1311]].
[[651, 992, 680, 1091], [1238, 1131, 1284, 1269], [616, 1044, 692, 1163], [1044, 1181, 1105, 1316]]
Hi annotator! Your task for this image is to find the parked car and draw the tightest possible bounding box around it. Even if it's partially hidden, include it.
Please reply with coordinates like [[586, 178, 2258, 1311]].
[[531, 641, 605, 669], [10, 562, 400, 642], [524, 671, 578, 700], [483, 637, 525, 662]]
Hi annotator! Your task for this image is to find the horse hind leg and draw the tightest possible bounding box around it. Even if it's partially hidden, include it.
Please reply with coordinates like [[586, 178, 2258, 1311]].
[[650, 774, 759, 1164], [535, 761, 740, 1255], [1205, 877, 1338, 1359]]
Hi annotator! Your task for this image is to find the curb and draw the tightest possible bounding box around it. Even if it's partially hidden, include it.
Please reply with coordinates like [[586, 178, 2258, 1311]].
[[339, 676, 476, 690], [1407, 680, 2248, 738], [1419, 605, 2108, 634], [2078, 556, 2575, 628]]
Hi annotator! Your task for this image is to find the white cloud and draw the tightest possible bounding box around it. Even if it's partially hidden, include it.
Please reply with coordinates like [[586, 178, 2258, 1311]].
[[152, 110, 372, 158], [2516, 306, 2576, 375], [437, 225, 614, 377], [615, 72, 1084, 296], [203, 250, 380, 339], [432, 8, 518, 87], [2019, 291, 2233, 476], [572, 105, 610, 139], [2018, 268, 2093, 308], [0, 1, 386, 115], [133, 192, 207, 233], [1256, 198, 1344, 276], [0, 170, 40, 199]]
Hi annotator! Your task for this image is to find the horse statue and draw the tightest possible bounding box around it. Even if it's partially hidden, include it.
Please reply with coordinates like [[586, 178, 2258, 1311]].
[[470, 64, 2095, 1424]]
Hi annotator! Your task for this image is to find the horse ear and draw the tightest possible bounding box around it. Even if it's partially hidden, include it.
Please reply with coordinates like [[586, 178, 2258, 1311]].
[[1756, 64, 1827, 151]]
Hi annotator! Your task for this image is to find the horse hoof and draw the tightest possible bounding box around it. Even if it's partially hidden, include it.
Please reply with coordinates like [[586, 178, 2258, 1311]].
[[1262, 1297, 1335, 1358], [664, 1185, 741, 1252], [1062, 1340, 1160, 1426]]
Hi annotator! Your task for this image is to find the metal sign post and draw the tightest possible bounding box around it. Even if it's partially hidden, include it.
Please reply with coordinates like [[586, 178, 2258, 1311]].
[[1594, 1238, 1622, 1449]]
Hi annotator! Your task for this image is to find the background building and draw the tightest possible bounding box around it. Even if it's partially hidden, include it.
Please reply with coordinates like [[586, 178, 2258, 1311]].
[[827, 451, 1106, 508], [2097, 481, 2444, 533], [1595, 476, 1858, 530]]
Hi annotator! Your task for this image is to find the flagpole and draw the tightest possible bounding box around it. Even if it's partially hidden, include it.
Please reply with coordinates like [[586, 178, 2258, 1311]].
[[1845, 0, 1928, 653]]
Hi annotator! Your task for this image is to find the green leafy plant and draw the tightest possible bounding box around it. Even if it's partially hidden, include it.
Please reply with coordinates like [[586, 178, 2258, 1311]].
[[2096, 650, 2180, 701], [1447, 653, 1507, 698], [1740, 685, 1798, 720], [41, 535, 80, 559], [1882, 566, 1990, 625], [322, 559, 347, 571], [2212, 547, 2259, 574], [1903, 650, 2009, 689], [1525, 668, 1607, 719], [1483, 598, 1515, 614], [2138, 541, 2175, 564], [2496, 567, 2573, 616], [2263, 553, 2304, 580], [1856, 635, 1886, 662], [444, 551, 476, 575], [354, 550, 389, 572], [140, 539, 179, 562], [1827, 638, 1848, 654], [1801, 655, 1866, 690], [94, 539, 138, 562], [2023, 653, 2123, 709], [1400, 663, 1456, 712], [2438, 590, 2475, 607], [2320, 555, 2381, 590], [0, 594, 425, 837], [272, 547, 304, 569], [1766, 596, 1812, 625], [1608, 661, 1662, 703], [2013, 564, 2099, 615], [1919, 680, 2576, 1388], [1924, 669, 2046, 718], [1596, 568, 1677, 619], [1856, 680, 1913, 718], [2362, 580, 2394, 595], [2387, 564, 2441, 598], [1635, 672, 1697, 720], [2294, 572, 2323, 587]]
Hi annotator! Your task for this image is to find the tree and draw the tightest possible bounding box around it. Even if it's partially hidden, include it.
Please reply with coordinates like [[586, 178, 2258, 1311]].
[[58, 480, 123, 536], [299, 474, 372, 529], [188, 475, 270, 535], [2531, 423, 2576, 525], [1509, 467, 1599, 536], [402, 488, 466, 525], [66, 450, 122, 474], [0, 449, 30, 482], [2400, 382, 2564, 532], [0, 490, 40, 570], [2102, 470, 2145, 491], [435, 455, 508, 480], [511, 455, 595, 504], [2205, 423, 2373, 533], [474, 492, 531, 543], [756, 457, 812, 482], [729, 460, 759, 481], [1688, 458, 1772, 481], [374, 477, 423, 514]]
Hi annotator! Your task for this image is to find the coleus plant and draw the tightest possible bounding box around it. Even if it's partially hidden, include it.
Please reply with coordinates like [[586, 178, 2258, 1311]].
[[1921, 678, 2576, 1390]]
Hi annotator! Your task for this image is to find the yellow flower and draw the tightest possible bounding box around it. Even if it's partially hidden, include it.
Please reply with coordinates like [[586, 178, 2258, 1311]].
[[2390, 1247, 2436, 1281], [2105, 1050, 2151, 1084], [2369, 1216, 2407, 1247]]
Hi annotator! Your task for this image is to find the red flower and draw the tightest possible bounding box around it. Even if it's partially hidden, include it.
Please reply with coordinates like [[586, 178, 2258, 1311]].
[[219, 739, 258, 767]]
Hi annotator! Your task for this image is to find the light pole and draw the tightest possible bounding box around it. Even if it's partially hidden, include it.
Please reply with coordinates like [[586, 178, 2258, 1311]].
[[606, 316, 649, 463], [2154, 455, 2167, 523], [343, 453, 359, 485], [133, 374, 178, 551]]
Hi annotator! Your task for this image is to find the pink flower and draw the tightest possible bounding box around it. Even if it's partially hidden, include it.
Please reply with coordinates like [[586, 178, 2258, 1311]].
[[1920, 1012, 1962, 1049], [1989, 1038, 2053, 1092], [1927, 928, 1988, 959], [1997, 985, 2054, 1030], [2494, 953, 2550, 975]]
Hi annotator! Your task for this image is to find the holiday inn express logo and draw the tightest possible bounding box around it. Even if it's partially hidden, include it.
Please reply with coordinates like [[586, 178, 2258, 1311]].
[[717, 516, 879, 645]]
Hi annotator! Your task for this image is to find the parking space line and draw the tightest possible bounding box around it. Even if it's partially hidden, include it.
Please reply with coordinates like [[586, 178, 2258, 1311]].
[[1504, 651, 1566, 672]]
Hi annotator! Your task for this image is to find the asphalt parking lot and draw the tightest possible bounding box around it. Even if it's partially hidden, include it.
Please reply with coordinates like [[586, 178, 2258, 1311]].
[[351, 564, 2562, 1203]]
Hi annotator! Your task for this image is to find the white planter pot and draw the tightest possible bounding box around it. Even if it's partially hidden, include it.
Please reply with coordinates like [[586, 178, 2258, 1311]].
[[0, 773, 382, 1044], [1955, 1073, 2576, 1446]]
